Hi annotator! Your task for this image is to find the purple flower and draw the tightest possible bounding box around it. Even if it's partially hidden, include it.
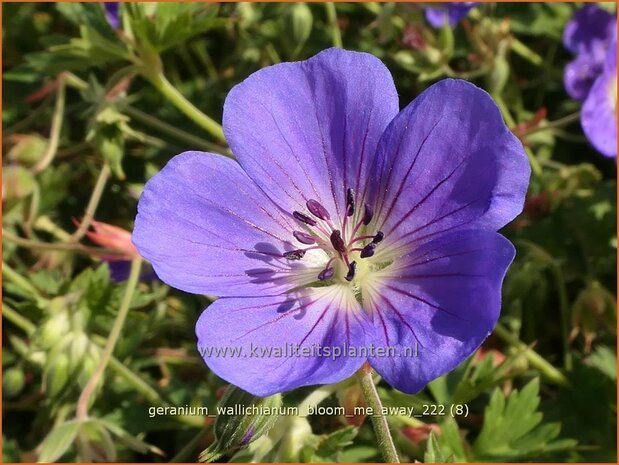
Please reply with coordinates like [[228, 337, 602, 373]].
[[563, 4, 615, 101], [132, 49, 530, 396], [581, 37, 617, 158], [103, 2, 120, 29], [425, 3, 478, 28]]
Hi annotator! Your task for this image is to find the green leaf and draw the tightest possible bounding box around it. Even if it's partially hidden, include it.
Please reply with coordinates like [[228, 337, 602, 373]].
[[95, 418, 165, 456], [473, 379, 576, 460], [586, 346, 617, 381], [424, 431, 451, 463], [311, 426, 358, 462], [437, 417, 467, 462]]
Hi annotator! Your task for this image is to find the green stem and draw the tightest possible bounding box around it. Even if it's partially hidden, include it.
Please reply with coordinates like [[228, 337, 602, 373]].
[[34, 216, 71, 241], [169, 426, 212, 462], [525, 147, 544, 180], [493, 323, 569, 386], [325, 3, 343, 48], [356, 367, 400, 463], [2, 261, 46, 301], [493, 95, 543, 179], [124, 106, 230, 156], [510, 37, 543, 66], [69, 163, 111, 242], [2, 303, 36, 334], [32, 78, 66, 174], [550, 264, 573, 371], [520, 111, 581, 138], [5, 94, 54, 136], [76, 258, 142, 420], [145, 71, 225, 142]]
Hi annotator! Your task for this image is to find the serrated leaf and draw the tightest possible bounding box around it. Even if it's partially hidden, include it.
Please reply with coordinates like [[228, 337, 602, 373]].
[[424, 431, 451, 463], [586, 346, 617, 381], [310, 426, 357, 462], [437, 417, 467, 462], [473, 379, 576, 460]]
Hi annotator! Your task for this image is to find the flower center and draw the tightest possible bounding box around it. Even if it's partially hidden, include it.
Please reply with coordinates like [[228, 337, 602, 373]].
[[283, 188, 385, 284]]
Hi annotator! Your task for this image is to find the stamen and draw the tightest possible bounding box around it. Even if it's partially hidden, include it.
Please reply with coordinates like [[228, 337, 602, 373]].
[[330, 230, 347, 254], [283, 249, 306, 260], [360, 243, 376, 258], [293, 211, 317, 226], [350, 235, 376, 244], [318, 267, 335, 281], [293, 231, 316, 245], [306, 199, 330, 221], [346, 188, 355, 217], [363, 204, 373, 225], [372, 231, 384, 244], [345, 261, 357, 281]]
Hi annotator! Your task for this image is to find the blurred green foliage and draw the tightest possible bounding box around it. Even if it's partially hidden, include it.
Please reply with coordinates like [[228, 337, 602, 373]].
[[2, 2, 616, 463]]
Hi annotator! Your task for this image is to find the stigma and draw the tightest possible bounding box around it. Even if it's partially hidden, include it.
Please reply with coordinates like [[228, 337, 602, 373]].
[[283, 188, 384, 283]]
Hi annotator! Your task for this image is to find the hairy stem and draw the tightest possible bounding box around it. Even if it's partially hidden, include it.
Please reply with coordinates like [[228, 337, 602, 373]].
[[356, 366, 400, 463]]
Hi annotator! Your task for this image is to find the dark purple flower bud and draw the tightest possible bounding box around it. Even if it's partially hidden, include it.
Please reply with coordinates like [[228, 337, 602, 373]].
[[293, 211, 317, 226], [293, 231, 316, 245], [346, 188, 355, 216], [330, 230, 346, 254], [372, 231, 384, 244], [104, 2, 120, 29], [306, 199, 330, 220], [363, 204, 374, 225], [345, 261, 357, 281], [318, 267, 335, 281], [360, 243, 376, 258], [283, 249, 306, 260]]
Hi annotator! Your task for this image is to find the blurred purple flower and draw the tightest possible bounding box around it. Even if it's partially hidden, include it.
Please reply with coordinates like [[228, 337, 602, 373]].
[[425, 2, 478, 28], [563, 4, 615, 101], [132, 48, 530, 396], [581, 37, 617, 158], [104, 2, 120, 29]]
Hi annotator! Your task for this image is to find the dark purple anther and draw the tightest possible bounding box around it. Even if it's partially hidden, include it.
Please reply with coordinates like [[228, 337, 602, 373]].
[[283, 249, 306, 260], [330, 230, 346, 254], [306, 199, 330, 221], [363, 204, 374, 225], [293, 231, 316, 245], [345, 261, 357, 281], [318, 267, 335, 281], [346, 188, 355, 217], [293, 211, 317, 226], [372, 231, 384, 244], [360, 243, 376, 258]]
